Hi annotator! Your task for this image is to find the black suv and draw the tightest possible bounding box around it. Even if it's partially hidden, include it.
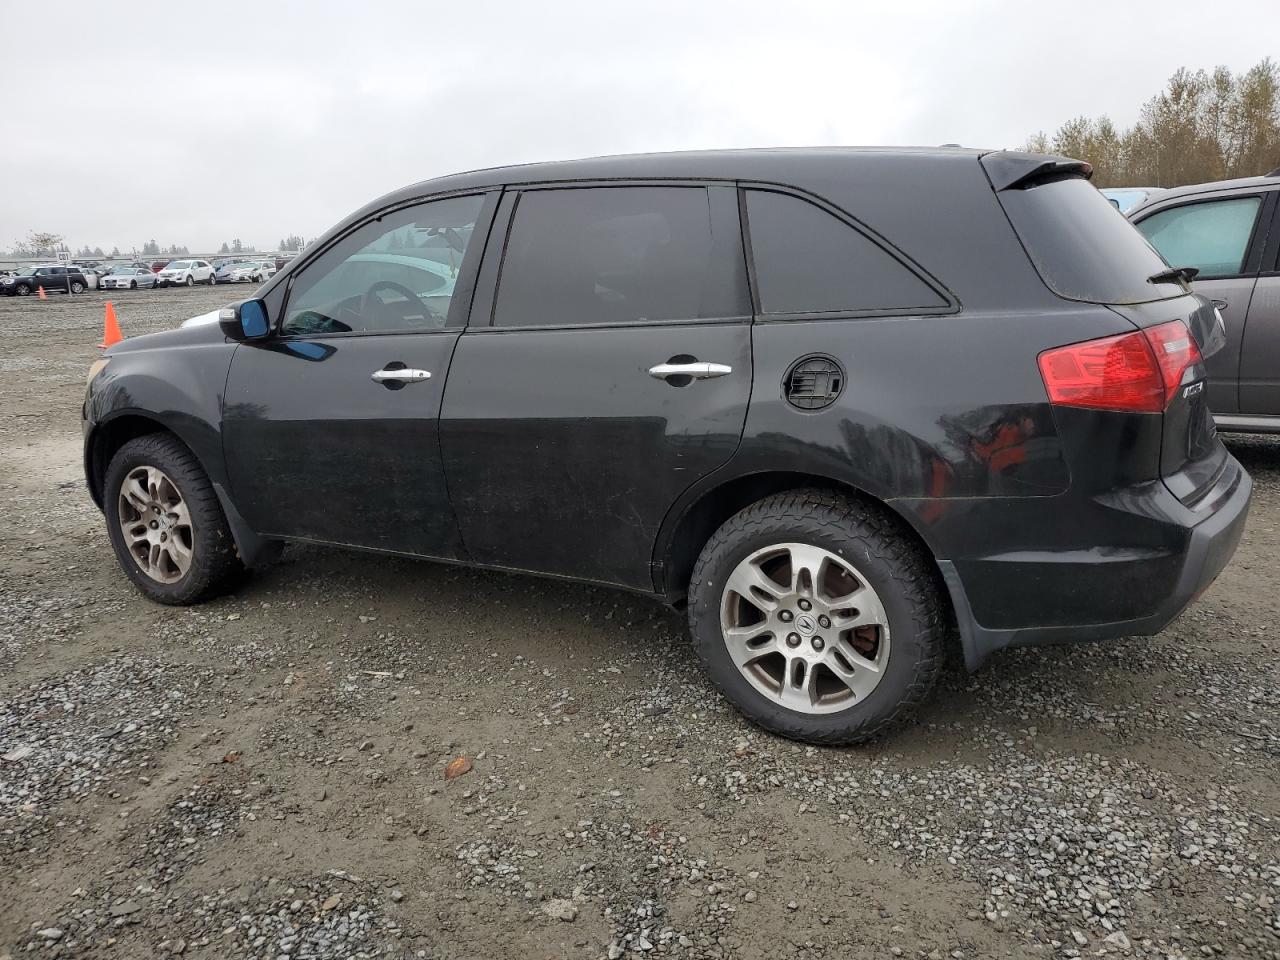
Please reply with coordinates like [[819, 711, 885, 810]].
[[82, 148, 1251, 744], [2, 264, 89, 296]]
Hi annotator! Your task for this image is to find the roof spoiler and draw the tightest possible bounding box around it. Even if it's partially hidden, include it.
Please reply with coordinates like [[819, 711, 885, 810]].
[[982, 151, 1094, 191]]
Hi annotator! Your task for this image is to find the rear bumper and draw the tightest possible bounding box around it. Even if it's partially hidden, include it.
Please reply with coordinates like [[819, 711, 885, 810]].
[[939, 456, 1251, 670]]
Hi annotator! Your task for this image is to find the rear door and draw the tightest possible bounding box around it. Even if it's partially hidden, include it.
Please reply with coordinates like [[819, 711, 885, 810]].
[[1133, 190, 1274, 414], [1238, 190, 1280, 415], [440, 183, 753, 590], [222, 191, 496, 556]]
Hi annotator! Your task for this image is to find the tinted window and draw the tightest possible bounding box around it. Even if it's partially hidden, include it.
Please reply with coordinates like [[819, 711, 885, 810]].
[[995, 176, 1182, 303], [744, 190, 946, 315], [282, 194, 484, 336], [493, 186, 746, 327], [1135, 197, 1262, 280]]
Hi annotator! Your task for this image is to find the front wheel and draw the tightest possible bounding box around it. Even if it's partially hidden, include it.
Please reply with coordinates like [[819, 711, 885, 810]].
[[184, 275, 194, 287], [130, 280, 137, 289], [15, 284, 31, 297], [687, 490, 945, 745], [103, 433, 245, 604]]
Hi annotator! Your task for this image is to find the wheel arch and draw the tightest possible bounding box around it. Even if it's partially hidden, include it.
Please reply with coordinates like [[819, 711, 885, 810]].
[[656, 469, 947, 607], [86, 411, 280, 568]]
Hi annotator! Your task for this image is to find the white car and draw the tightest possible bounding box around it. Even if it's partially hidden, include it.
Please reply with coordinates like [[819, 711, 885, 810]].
[[101, 266, 161, 290], [156, 259, 215, 287], [230, 260, 276, 283], [74, 267, 100, 289]]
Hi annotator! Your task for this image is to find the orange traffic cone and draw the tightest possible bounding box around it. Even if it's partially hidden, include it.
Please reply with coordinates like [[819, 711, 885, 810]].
[[37, 286, 46, 300], [98, 302, 123, 349]]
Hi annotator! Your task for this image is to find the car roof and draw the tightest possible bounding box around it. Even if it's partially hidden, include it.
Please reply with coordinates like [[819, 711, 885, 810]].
[[346, 145, 988, 218], [1127, 172, 1280, 216]]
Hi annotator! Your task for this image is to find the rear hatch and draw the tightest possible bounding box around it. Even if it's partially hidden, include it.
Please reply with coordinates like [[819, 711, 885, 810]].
[[982, 152, 1228, 507]]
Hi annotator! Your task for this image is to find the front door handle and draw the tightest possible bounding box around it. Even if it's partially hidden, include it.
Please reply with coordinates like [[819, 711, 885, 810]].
[[648, 362, 732, 381], [371, 368, 431, 384]]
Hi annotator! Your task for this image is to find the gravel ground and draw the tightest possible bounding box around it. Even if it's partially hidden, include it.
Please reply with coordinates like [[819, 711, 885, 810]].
[[0, 288, 1277, 959]]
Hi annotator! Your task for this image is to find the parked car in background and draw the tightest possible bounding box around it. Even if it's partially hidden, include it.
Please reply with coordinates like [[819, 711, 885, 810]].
[[155, 259, 215, 287], [228, 260, 277, 283], [213, 260, 246, 284], [1129, 169, 1280, 433], [84, 147, 1251, 745], [1101, 186, 1166, 212], [150, 261, 167, 273], [101, 266, 161, 290], [1, 264, 89, 296]]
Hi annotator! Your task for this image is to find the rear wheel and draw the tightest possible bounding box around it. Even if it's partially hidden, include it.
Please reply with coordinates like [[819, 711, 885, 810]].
[[104, 433, 245, 604], [688, 489, 944, 745], [70, 281, 86, 294]]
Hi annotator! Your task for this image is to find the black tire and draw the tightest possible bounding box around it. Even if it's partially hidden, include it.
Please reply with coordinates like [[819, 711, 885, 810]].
[[103, 433, 245, 605], [687, 489, 945, 745], [15, 284, 31, 297], [70, 281, 86, 294], [184, 275, 194, 287], [130, 280, 137, 289]]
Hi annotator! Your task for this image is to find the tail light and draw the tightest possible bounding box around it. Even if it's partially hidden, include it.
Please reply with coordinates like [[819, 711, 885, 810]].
[[1038, 320, 1202, 413]]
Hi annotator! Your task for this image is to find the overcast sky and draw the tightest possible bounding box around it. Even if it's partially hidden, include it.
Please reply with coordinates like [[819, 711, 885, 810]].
[[2, 0, 1275, 255]]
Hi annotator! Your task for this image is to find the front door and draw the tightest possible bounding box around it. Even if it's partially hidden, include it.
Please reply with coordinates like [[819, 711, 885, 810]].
[[222, 191, 496, 557], [1239, 197, 1280, 415], [440, 183, 753, 590]]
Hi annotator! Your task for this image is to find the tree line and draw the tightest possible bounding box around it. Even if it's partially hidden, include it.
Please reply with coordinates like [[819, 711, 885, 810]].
[[1026, 58, 1280, 188], [6, 231, 312, 259]]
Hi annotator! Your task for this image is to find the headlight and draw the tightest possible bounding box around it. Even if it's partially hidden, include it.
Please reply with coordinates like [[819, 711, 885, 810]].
[[87, 357, 110, 387]]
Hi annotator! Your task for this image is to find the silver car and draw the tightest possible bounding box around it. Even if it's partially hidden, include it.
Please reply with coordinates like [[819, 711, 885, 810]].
[[1129, 169, 1280, 433], [100, 266, 161, 290]]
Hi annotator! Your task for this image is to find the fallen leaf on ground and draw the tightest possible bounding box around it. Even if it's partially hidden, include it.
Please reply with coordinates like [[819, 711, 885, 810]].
[[321, 894, 341, 912], [221, 751, 241, 763], [444, 756, 473, 780]]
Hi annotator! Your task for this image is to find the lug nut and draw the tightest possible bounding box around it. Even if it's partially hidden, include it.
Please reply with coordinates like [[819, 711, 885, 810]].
[[779, 610, 793, 623], [149, 521, 158, 529], [811, 637, 825, 651], [797, 598, 812, 612], [818, 615, 831, 629], [785, 633, 801, 648]]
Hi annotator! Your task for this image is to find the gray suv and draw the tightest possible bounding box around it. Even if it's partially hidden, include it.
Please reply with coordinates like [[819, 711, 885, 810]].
[[1129, 170, 1280, 433]]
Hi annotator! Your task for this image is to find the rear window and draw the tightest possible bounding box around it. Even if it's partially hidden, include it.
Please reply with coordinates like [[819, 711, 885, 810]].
[[995, 176, 1183, 304]]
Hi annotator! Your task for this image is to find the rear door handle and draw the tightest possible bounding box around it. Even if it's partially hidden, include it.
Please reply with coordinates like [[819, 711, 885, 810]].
[[371, 368, 431, 384], [648, 362, 732, 381]]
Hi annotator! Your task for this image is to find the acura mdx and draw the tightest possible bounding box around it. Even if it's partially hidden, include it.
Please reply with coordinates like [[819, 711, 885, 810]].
[[82, 148, 1252, 744]]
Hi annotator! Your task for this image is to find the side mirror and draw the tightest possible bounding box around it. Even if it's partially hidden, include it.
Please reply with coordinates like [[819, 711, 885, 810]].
[[218, 299, 270, 341]]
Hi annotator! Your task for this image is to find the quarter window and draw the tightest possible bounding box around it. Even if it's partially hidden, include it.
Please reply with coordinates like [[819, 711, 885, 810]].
[[493, 186, 747, 328], [282, 193, 485, 336], [744, 189, 946, 315], [1135, 197, 1262, 280]]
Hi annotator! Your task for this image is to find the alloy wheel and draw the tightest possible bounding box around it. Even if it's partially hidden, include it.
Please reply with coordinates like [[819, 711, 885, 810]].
[[720, 542, 890, 714], [117, 465, 195, 583]]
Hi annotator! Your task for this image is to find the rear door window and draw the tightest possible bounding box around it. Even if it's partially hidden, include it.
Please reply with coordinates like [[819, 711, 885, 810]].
[[743, 189, 947, 316], [493, 186, 748, 328], [1134, 197, 1263, 280]]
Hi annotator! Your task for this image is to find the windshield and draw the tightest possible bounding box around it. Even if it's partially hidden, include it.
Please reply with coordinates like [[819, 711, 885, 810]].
[[109, 267, 134, 275], [167, 261, 192, 269], [995, 177, 1182, 304]]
